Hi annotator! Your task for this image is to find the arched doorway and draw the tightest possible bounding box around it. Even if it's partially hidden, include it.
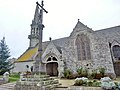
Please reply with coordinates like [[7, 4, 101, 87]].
[[46, 62, 58, 76]]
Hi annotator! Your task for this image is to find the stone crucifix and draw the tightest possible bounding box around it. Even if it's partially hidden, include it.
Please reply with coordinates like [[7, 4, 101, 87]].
[[34, 0, 48, 74]]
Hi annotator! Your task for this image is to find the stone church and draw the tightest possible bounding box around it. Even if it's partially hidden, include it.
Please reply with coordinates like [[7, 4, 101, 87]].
[[13, 3, 120, 78]]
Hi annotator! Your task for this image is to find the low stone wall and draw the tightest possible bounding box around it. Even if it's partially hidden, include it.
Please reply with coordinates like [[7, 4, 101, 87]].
[[14, 82, 44, 90], [0, 78, 6, 85], [55, 86, 102, 90], [0, 80, 5, 85], [67, 86, 102, 90]]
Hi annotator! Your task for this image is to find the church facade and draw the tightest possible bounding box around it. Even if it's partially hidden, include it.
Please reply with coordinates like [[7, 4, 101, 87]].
[[13, 3, 120, 78]]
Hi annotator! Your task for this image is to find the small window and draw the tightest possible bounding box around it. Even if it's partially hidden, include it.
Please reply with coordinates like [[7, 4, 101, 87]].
[[112, 45, 120, 60]]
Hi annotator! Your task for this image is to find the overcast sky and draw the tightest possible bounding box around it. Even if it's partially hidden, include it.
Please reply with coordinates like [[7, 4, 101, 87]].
[[0, 0, 120, 58]]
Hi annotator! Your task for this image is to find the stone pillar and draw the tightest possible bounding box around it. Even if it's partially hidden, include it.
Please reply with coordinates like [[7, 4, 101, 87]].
[[58, 60, 64, 77]]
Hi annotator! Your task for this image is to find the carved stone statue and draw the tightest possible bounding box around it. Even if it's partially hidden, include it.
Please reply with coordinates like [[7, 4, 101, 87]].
[[3, 72, 9, 82]]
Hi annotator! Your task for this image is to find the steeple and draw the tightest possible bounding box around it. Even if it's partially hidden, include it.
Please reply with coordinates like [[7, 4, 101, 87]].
[[33, 4, 39, 24], [28, 4, 40, 48], [28, 1, 48, 49]]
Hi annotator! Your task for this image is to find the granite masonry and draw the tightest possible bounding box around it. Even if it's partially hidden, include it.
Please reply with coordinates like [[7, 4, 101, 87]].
[[13, 2, 120, 78]]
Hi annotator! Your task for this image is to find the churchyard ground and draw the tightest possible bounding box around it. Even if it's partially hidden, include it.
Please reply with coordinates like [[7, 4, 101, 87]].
[[0, 73, 120, 90]]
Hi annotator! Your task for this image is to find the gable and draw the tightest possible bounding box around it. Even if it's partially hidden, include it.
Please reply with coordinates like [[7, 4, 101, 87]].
[[42, 41, 61, 59], [70, 20, 93, 37]]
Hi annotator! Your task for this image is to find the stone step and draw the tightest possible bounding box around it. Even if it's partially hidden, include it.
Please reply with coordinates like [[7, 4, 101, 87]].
[[26, 75, 49, 78], [55, 85, 68, 90], [22, 77, 55, 82], [15, 75, 60, 90], [53, 83, 61, 87], [0, 82, 16, 90], [55, 87, 68, 90], [43, 84, 55, 90], [42, 79, 59, 86]]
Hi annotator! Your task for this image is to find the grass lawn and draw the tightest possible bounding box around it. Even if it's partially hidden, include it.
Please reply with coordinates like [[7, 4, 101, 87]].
[[9, 73, 20, 82], [0, 76, 2, 78], [0, 74, 19, 83], [9, 76, 19, 82]]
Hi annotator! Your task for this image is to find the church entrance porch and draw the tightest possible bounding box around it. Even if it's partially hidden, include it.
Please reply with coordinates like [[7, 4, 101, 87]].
[[46, 62, 58, 76]]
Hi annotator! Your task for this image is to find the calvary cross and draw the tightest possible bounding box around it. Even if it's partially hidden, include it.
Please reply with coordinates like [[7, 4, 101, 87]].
[[36, 1, 48, 14], [34, 0, 48, 74], [36, 0, 48, 30]]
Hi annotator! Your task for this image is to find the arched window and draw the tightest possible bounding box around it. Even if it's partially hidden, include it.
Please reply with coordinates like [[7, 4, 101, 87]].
[[75, 34, 91, 60], [47, 56, 57, 61], [53, 57, 57, 61], [112, 45, 120, 60], [31, 28, 34, 35], [36, 28, 39, 35], [47, 57, 51, 61], [33, 28, 35, 35]]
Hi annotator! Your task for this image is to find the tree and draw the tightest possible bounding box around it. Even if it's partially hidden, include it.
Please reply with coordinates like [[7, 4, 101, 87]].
[[0, 37, 11, 75]]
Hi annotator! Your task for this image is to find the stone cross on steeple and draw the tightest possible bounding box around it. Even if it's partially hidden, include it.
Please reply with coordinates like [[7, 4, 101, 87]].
[[34, 0, 48, 74], [36, 1, 48, 24]]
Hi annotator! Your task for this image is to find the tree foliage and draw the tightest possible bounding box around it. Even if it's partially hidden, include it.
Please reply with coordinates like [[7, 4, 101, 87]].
[[0, 37, 11, 75]]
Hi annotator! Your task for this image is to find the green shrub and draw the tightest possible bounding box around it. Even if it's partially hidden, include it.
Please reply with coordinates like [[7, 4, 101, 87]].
[[87, 80, 101, 87], [76, 67, 107, 79], [74, 80, 84, 86], [114, 82, 118, 85], [87, 81, 93, 86], [74, 77, 88, 86], [63, 69, 72, 79], [74, 79, 101, 87], [92, 81, 101, 87], [90, 70, 97, 79], [81, 68, 88, 77], [87, 73, 92, 79], [77, 68, 83, 76], [99, 67, 105, 76], [76, 67, 88, 77]]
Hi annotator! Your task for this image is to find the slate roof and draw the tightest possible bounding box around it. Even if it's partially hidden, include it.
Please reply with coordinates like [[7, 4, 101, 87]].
[[16, 22, 120, 62]]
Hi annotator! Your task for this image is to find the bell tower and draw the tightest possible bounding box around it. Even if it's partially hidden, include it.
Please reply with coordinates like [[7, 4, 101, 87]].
[[28, 4, 40, 47]]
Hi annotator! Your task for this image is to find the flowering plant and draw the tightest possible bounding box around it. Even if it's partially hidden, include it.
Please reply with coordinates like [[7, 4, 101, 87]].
[[74, 77, 88, 86], [100, 77, 116, 90]]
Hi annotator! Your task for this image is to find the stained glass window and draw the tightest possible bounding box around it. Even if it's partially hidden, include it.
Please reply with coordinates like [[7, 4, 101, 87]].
[[75, 34, 91, 60]]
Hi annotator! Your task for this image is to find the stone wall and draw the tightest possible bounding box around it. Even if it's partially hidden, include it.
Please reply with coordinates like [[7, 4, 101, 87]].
[[13, 61, 33, 73], [60, 24, 120, 77], [14, 75, 60, 90]]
